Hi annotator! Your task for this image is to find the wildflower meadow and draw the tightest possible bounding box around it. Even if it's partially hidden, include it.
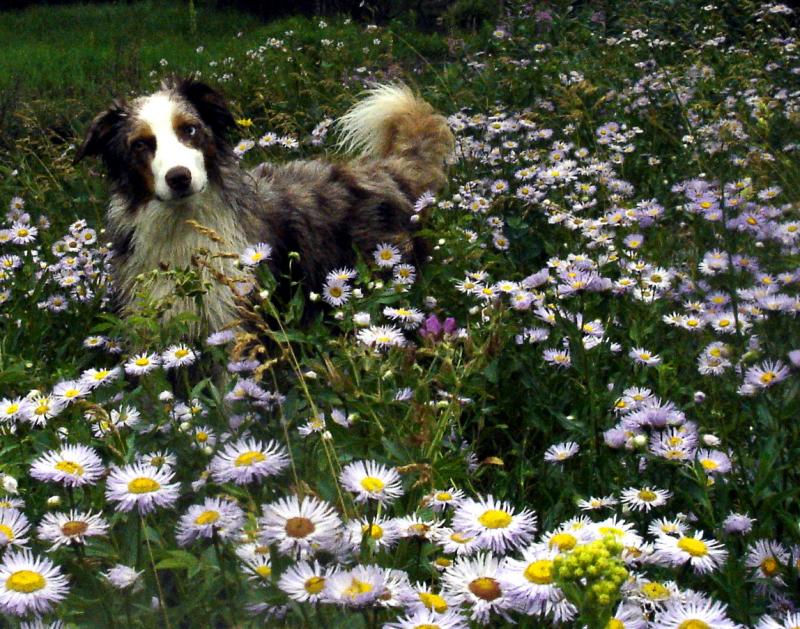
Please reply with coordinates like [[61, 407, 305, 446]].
[[1, 1, 799, 627]]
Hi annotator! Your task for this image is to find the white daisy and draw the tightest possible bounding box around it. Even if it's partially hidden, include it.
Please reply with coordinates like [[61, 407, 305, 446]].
[[0, 549, 69, 617], [161, 344, 199, 369], [346, 516, 401, 552], [451, 496, 536, 553], [0, 509, 31, 548], [23, 394, 65, 427], [51, 380, 89, 405], [441, 552, 513, 625], [105, 463, 180, 514], [339, 460, 404, 505], [124, 352, 161, 376], [756, 612, 800, 629], [209, 437, 290, 485], [175, 497, 245, 546], [653, 597, 742, 628], [36, 510, 109, 550], [653, 531, 728, 574], [374, 242, 402, 268], [278, 560, 339, 604], [259, 495, 343, 557], [385, 608, 469, 629], [424, 488, 466, 512], [0, 397, 29, 423], [543, 441, 579, 463], [383, 306, 425, 330], [619, 486, 672, 512], [322, 278, 351, 306], [498, 545, 562, 613], [323, 564, 387, 607], [240, 243, 273, 266], [356, 324, 407, 349], [745, 539, 788, 585], [30, 445, 104, 487]]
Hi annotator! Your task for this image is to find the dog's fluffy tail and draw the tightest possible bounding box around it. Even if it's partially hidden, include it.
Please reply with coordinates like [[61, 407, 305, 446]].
[[336, 84, 454, 198]]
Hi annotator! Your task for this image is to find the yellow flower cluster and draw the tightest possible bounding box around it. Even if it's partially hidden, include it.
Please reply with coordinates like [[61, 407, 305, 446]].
[[553, 536, 629, 607]]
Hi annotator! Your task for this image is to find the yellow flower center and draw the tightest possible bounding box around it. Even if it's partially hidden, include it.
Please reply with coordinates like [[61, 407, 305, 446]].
[[360, 476, 385, 493], [607, 620, 625, 629], [304, 576, 325, 594], [134, 357, 150, 367], [61, 520, 89, 536], [468, 577, 502, 601], [419, 591, 448, 612], [255, 564, 272, 578], [760, 372, 776, 384], [127, 477, 161, 494], [361, 523, 384, 540], [55, 460, 84, 476], [699, 458, 718, 471], [549, 532, 577, 551], [598, 526, 624, 538], [17, 229, 29, 237], [234, 451, 266, 467], [638, 490, 657, 502], [6, 570, 45, 593], [0, 524, 14, 541], [478, 509, 512, 529], [343, 578, 374, 599], [760, 557, 779, 576], [34, 403, 49, 416], [175, 349, 189, 358], [642, 581, 670, 600], [285, 516, 316, 538], [450, 532, 474, 544], [435, 492, 452, 501], [93, 370, 110, 381], [4, 403, 20, 415], [524, 559, 554, 585], [63, 388, 81, 399], [379, 250, 394, 260], [677, 537, 708, 557], [678, 622, 710, 629], [196, 432, 209, 443], [194, 510, 220, 526]]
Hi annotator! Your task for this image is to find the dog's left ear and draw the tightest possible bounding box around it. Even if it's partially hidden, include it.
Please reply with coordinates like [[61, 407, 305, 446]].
[[176, 77, 236, 139]]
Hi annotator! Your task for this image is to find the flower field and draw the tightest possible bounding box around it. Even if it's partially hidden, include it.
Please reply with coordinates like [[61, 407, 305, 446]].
[[0, 1, 799, 627]]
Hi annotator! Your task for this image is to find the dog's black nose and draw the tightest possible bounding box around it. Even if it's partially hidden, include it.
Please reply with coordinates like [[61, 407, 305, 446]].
[[165, 166, 192, 193]]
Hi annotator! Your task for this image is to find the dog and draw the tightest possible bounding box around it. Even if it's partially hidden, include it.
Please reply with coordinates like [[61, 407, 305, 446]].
[[75, 77, 453, 336]]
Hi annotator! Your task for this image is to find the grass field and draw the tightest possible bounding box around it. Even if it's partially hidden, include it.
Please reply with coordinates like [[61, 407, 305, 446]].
[[0, 1, 799, 627]]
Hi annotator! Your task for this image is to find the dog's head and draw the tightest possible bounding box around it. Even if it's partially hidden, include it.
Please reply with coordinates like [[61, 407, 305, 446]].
[[75, 77, 235, 204]]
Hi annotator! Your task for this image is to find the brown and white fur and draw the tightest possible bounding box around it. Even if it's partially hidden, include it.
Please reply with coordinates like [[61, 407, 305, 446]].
[[75, 77, 453, 336]]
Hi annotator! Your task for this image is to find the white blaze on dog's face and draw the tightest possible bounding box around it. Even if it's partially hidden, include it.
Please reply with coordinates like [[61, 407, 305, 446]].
[[134, 93, 208, 202]]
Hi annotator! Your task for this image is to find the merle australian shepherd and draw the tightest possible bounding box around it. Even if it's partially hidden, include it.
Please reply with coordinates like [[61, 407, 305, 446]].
[[75, 77, 453, 336]]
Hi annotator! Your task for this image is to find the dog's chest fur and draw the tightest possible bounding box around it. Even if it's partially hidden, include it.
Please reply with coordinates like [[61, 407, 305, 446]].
[[109, 189, 248, 332]]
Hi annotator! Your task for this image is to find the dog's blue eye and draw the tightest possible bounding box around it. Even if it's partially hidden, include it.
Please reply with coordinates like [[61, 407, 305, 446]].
[[183, 125, 198, 137]]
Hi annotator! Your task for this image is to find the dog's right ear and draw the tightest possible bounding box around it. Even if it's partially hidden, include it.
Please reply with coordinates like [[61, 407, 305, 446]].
[[74, 102, 127, 164], [175, 77, 236, 139]]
